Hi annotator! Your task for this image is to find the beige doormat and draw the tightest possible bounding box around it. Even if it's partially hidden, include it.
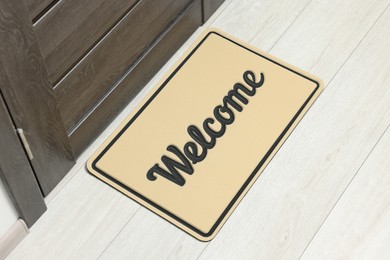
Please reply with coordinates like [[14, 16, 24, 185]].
[[87, 29, 323, 241]]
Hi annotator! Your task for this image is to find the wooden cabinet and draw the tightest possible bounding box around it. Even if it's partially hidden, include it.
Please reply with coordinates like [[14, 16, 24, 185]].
[[0, 0, 224, 226], [0, 0, 75, 198]]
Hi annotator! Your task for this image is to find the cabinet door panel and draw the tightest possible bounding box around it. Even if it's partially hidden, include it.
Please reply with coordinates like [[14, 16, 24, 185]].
[[0, 0, 75, 196], [25, 0, 54, 21], [0, 93, 46, 227], [34, 0, 139, 83], [54, 0, 192, 132], [69, 0, 203, 156]]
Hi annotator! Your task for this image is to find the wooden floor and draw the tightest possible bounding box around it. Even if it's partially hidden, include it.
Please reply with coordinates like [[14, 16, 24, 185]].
[[8, 0, 390, 259]]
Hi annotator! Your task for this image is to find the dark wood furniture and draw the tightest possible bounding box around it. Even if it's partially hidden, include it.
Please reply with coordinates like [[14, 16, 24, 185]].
[[0, 94, 46, 227], [0, 0, 225, 227]]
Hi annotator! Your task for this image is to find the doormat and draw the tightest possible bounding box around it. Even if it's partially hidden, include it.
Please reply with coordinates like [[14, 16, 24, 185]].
[[87, 29, 323, 241]]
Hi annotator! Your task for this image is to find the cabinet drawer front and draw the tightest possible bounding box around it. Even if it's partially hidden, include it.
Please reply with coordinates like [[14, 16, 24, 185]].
[[69, 0, 202, 156], [34, 0, 139, 83], [54, 0, 192, 132], [25, 0, 53, 20]]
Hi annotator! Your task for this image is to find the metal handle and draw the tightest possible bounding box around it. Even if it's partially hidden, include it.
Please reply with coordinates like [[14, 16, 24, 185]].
[[16, 128, 34, 160]]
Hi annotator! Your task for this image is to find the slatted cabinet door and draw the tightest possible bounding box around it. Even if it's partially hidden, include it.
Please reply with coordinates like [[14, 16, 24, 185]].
[[0, 0, 75, 197]]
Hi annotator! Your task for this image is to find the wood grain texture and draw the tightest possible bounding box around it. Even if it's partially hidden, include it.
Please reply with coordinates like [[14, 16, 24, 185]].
[[69, 0, 203, 157], [34, 0, 139, 83], [100, 208, 205, 260], [301, 127, 390, 260], [0, 93, 46, 227], [0, 0, 75, 196], [24, 0, 53, 21], [54, 0, 192, 133], [7, 168, 140, 259], [202, 0, 226, 21], [268, 0, 390, 83], [210, 0, 311, 51]]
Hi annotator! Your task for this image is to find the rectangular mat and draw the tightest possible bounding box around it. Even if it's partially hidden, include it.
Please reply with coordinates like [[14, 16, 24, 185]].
[[87, 29, 323, 241]]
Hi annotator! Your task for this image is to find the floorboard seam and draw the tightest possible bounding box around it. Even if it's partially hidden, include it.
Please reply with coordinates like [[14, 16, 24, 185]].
[[96, 206, 142, 259], [298, 124, 390, 260], [296, 2, 390, 256], [267, 0, 313, 51]]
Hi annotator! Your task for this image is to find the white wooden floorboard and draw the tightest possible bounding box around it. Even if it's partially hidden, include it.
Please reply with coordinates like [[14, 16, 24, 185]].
[[6, 168, 140, 259], [301, 126, 390, 260], [99, 0, 390, 259], [209, 0, 312, 51], [268, 0, 390, 84], [198, 3, 390, 259], [98, 208, 205, 260]]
